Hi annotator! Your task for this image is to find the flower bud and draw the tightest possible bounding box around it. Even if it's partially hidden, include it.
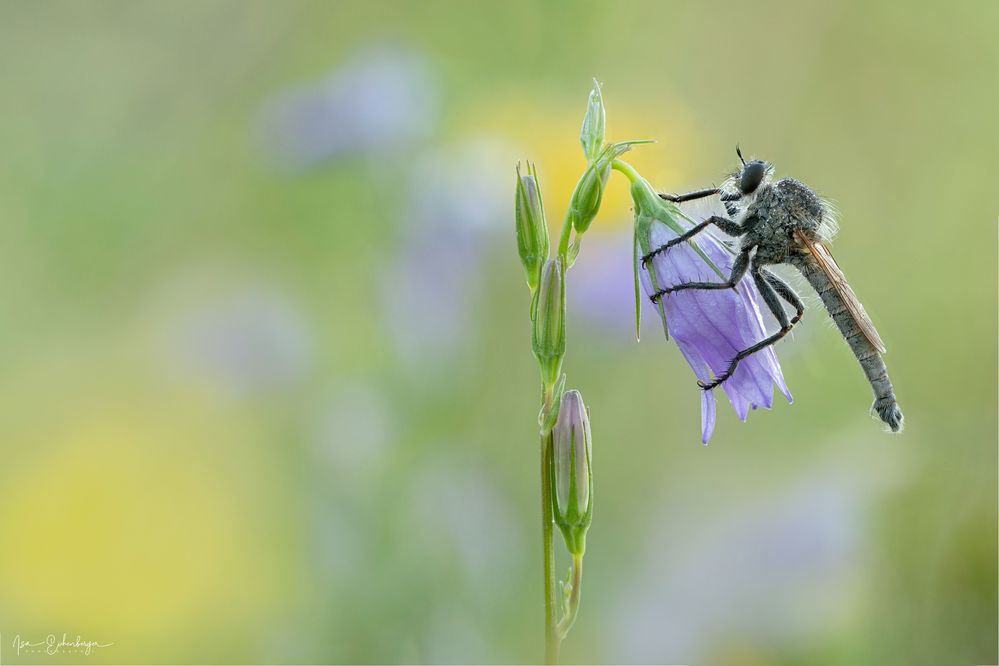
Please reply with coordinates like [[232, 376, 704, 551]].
[[532, 257, 566, 389], [552, 389, 592, 556], [579, 80, 605, 161], [515, 162, 550, 291], [567, 159, 609, 236], [569, 140, 648, 235]]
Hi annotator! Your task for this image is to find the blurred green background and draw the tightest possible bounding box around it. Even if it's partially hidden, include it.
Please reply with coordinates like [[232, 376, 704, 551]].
[[0, 1, 995, 664]]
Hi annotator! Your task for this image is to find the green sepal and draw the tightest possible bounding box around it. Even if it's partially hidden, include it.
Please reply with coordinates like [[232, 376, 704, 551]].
[[632, 223, 642, 341], [539, 372, 567, 435], [565, 238, 581, 268]]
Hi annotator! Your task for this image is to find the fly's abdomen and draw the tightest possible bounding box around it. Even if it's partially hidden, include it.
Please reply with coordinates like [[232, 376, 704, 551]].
[[790, 253, 904, 431]]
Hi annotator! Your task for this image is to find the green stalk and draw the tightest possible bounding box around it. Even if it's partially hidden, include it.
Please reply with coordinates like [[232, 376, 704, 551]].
[[557, 211, 574, 262], [541, 428, 559, 664], [556, 553, 583, 638], [610, 157, 642, 183]]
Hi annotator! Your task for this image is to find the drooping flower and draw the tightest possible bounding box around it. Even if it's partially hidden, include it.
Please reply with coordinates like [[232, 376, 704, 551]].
[[628, 174, 792, 443]]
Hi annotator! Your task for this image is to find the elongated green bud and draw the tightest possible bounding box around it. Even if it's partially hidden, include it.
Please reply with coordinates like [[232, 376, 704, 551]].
[[552, 389, 592, 556], [567, 159, 609, 235], [515, 162, 549, 291], [579, 80, 605, 161], [569, 140, 650, 235], [532, 257, 565, 389]]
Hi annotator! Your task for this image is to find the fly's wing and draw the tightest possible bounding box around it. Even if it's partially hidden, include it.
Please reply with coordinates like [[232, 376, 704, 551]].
[[794, 229, 887, 354]]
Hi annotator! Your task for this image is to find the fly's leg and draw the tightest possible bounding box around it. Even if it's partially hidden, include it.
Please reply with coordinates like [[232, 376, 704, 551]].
[[763, 270, 805, 327], [658, 187, 720, 203], [641, 215, 747, 267], [697, 267, 805, 390], [649, 249, 751, 303]]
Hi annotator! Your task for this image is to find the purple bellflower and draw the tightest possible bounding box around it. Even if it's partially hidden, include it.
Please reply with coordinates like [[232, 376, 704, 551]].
[[628, 173, 792, 443]]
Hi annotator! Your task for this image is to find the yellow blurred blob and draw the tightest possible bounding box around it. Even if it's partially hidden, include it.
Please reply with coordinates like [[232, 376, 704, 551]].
[[0, 403, 293, 649], [461, 88, 707, 233]]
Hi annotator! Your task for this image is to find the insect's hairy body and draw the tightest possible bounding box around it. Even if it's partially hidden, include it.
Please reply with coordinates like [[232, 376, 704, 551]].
[[729, 177, 826, 263], [651, 154, 903, 432]]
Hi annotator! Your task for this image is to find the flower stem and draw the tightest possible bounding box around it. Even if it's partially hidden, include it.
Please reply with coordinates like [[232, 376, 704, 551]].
[[541, 428, 560, 664], [611, 158, 641, 184], [557, 212, 574, 262], [556, 553, 583, 639]]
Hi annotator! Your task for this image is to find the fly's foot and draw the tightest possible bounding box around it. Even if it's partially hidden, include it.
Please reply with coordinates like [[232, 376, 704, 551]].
[[641, 238, 684, 267], [697, 376, 726, 391], [649, 286, 676, 303], [698, 362, 739, 390], [641, 247, 663, 268]]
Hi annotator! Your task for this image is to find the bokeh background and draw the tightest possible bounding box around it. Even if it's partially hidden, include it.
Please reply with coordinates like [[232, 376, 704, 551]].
[[0, 1, 996, 664]]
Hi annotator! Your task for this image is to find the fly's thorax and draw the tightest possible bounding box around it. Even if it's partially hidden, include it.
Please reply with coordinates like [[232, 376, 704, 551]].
[[775, 178, 825, 231], [748, 179, 827, 248]]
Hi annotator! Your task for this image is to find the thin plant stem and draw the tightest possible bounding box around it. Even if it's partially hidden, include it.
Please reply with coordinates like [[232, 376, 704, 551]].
[[541, 429, 559, 664], [611, 158, 641, 184], [556, 553, 583, 638]]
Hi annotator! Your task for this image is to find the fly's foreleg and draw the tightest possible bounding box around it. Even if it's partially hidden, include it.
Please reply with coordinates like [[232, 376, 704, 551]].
[[649, 249, 751, 304], [641, 215, 747, 267], [697, 266, 804, 390], [658, 187, 720, 203]]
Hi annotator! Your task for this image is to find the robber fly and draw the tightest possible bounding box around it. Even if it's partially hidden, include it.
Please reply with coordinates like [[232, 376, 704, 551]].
[[643, 147, 903, 432]]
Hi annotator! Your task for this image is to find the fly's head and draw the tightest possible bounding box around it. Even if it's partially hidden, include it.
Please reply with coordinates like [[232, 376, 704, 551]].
[[734, 145, 773, 196]]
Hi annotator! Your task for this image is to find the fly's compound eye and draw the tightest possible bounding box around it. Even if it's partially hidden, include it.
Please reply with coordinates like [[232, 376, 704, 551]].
[[739, 161, 767, 194]]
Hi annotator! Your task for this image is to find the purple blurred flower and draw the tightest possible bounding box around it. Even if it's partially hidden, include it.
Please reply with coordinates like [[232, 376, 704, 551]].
[[258, 45, 438, 169], [162, 283, 312, 396], [630, 177, 791, 443], [567, 227, 664, 339], [608, 459, 882, 663], [379, 138, 514, 378]]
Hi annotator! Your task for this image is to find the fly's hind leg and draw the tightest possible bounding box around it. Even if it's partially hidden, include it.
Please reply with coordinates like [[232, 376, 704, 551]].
[[764, 270, 805, 326], [697, 266, 805, 390]]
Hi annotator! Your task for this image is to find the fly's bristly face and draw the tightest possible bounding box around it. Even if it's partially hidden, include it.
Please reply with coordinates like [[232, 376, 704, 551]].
[[733, 145, 773, 196], [738, 161, 769, 194]]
